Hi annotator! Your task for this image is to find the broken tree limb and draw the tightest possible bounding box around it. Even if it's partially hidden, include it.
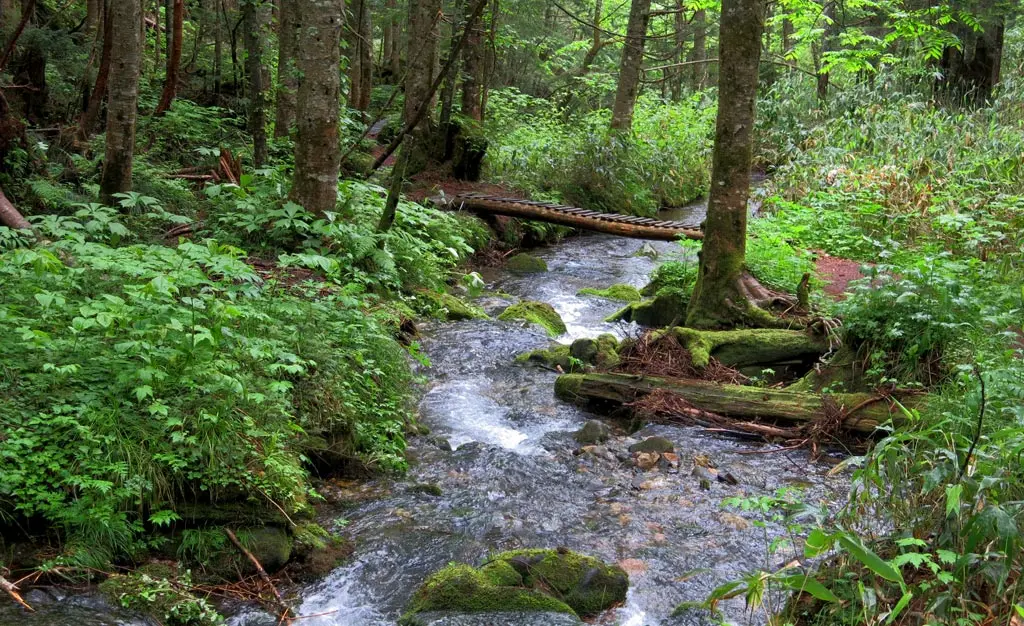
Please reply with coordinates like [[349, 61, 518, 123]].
[[224, 528, 292, 619], [0, 575, 33, 612], [555, 372, 917, 434]]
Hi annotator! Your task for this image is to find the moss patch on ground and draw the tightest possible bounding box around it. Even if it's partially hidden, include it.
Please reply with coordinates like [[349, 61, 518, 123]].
[[499, 301, 567, 337], [505, 253, 549, 273], [577, 284, 642, 303]]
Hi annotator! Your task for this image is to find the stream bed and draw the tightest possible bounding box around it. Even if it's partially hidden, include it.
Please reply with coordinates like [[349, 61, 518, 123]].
[[1, 201, 848, 626]]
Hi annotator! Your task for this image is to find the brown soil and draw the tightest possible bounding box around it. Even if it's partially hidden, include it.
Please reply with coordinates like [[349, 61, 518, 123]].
[[814, 251, 866, 300]]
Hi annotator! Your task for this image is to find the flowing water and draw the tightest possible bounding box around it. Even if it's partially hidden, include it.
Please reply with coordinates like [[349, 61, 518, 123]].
[[1, 199, 848, 626]]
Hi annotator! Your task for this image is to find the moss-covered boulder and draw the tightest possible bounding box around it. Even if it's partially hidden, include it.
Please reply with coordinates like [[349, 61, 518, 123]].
[[577, 284, 642, 303], [515, 344, 575, 371], [203, 526, 293, 579], [402, 550, 627, 624], [574, 420, 611, 444], [403, 612, 582, 626], [499, 301, 567, 337], [628, 436, 675, 454], [606, 288, 689, 328], [492, 549, 629, 616], [434, 292, 488, 321], [401, 564, 576, 624], [505, 253, 548, 273]]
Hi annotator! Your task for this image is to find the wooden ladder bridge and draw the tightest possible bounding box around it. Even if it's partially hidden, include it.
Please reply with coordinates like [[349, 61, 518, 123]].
[[436, 192, 704, 241]]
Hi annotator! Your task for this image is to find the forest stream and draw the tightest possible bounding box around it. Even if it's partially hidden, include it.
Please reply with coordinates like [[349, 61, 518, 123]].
[[3, 200, 849, 626]]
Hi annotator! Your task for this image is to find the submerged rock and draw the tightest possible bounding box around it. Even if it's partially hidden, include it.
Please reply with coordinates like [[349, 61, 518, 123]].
[[576, 284, 643, 302], [505, 253, 548, 273], [402, 550, 628, 623], [574, 420, 611, 445], [628, 436, 675, 454], [499, 301, 567, 337]]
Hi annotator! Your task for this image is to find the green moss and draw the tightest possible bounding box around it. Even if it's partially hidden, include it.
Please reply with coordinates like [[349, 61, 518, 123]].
[[481, 560, 525, 587], [402, 564, 575, 621], [515, 344, 575, 371], [605, 288, 689, 328], [410, 482, 444, 497], [490, 549, 629, 616], [554, 374, 584, 401], [577, 284, 642, 303], [595, 334, 620, 368], [418, 290, 488, 321], [506, 253, 548, 273], [670, 327, 827, 369], [499, 301, 567, 337]]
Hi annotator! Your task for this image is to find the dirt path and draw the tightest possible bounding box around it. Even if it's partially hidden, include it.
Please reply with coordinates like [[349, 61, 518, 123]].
[[814, 251, 865, 299]]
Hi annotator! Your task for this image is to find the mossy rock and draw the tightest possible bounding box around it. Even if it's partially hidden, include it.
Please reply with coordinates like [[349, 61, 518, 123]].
[[505, 253, 548, 273], [574, 420, 611, 445], [401, 564, 576, 623], [606, 288, 689, 328], [554, 374, 584, 401], [499, 301, 567, 337], [515, 344, 575, 371], [403, 612, 582, 626], [419, 290, 488, 321], [577, 284, 642, 303], [410, 482, 444, 497], [628, 436, 675, 454], [491, 548, 629, 616], [204, 526, 293, 580]]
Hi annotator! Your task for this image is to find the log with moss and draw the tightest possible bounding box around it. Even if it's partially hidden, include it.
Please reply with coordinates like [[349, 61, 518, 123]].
[[555, 372, 916, 434]]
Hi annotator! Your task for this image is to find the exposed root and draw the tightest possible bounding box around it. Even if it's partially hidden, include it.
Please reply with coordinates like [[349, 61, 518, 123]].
[[613, 331, 746, 384]]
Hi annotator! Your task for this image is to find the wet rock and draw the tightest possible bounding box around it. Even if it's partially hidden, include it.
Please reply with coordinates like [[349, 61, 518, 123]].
[[628, 436, 675, 454], [204, 526, 293, 579], [574, 420, 611, 444], [692, 465, 718, 487], [605, 288, 689, 327], [516, 344, 574, 371], [719, 512, 751, 531], [428, 436, 454, 452], [633, 452, 660, 471], [660, 452, 680, 470], [576, 284, 643, 303], [569, 338, 599, 363], [494, 548, 629, 616], [635, 242, 659, 258], [498, 301, 567, 337], [405, 612, 582, 626], [410, 482, 444, 497], [505, 253, 548, 273], [428, 292, 489, 321]]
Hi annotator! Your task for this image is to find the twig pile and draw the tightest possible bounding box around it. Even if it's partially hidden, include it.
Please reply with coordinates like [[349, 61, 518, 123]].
[[613, 331, 746, 384]]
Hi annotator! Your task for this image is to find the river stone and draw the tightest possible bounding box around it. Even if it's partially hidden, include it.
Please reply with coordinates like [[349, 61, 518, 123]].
[[633, 451, 660, 471], [493, 548, 629, 616], [628, 436, 675, 454], [569, 338, 599, 363], [405, 612, 582, 626], [505, 253, 548, 273], [574, 420, 610, 444], [498, 301, 567, 337]]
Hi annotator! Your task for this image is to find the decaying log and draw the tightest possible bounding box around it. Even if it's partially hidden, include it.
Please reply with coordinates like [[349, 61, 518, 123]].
[[556, 372, 916, 434], [436, 193, 704, 241], [659, 327, 828, 368]]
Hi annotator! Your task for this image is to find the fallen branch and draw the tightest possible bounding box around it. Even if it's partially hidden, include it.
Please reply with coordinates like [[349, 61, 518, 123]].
[[223, 528, 292, 620], [1, 575, 33, 612]]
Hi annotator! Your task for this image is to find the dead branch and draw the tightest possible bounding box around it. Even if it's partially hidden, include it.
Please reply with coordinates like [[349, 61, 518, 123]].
[[223, 528, 292, 620], [1, 574, 34, 612]]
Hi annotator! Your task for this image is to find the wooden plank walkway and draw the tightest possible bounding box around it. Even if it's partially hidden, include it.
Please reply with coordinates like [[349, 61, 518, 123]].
[[436, 192, 704, 241]]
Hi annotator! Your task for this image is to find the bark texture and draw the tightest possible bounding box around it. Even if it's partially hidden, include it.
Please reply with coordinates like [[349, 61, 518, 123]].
[[100, 0, 143, 205], [345, 0, 372, 112], [78, 0, 113, 140], [290, 0, 343, 215], [243, 0, 271, 167], [404, 0, 440, 130], [273, 0, 298, 136], [685, 0, 766, 329], [154, 0, 184, 115], [609, 0, 651, 130], [690, 9, 708, 89], [460, 0, 485, 120]]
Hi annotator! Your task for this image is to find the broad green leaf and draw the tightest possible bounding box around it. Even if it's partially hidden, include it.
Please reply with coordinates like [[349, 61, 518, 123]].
[[838, 533, 904, 585]]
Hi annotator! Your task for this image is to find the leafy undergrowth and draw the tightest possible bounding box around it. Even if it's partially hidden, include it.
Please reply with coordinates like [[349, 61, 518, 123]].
[[485, 89, 714, 216]]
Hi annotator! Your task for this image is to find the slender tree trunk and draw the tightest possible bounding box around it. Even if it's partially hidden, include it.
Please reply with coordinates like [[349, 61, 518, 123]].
[[78, 0, 113, 140], [243, 0, 270, 166], [670, 0, 683, 100], [691, 8, 708, 89], [580, 0, 602, 72], [100, 0, 143, 205], [782, 16, 793, 59], [382, 0, 394, 79], [387, 0, 401, 76], [480, 0, 497, 120], [609, 0, 651, 130], [274, 0, 297, 136], [356, 0, 372, 111], [816, 0, 835, 102], [85, 0, 101, 39], [154, 0, 183, 114], [214, 0, 223, 99], [938, 9, 1004, 104], [438, 0, 463, 139], [685, 0, 768, 329], [291, 0, 343, 215], [460, 0, 485, 119], [154, 0, 162, 73], [344, 0, 361, 109]]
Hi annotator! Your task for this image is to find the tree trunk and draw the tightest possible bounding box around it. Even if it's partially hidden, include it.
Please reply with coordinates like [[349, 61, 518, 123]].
[[816, 0, 835, 102], [382, 0, 394, 80], [438, 0, 463, 144], [609, 0, 651, 131], [938, 10, 1004, 105], [85, 0, 102, 39], [387, 0, 401, 76], [460, 0, 485, 120], [690, 8, 708, 89], [290, 0, 343, 216], [345, 0, 372, 113], [404, 0, 441, 155], [243, 0, 270, 167], [670, 0, 684, 100], [554, 372, 914, 434], [0, 184, 33, 231], [78, 0, 113, 140], [685, 0, 767, 329], [273, 0, 297, 136], [214, 0, 223, 99], [100, 0, 143, 205], [154, 0, 183, 115]]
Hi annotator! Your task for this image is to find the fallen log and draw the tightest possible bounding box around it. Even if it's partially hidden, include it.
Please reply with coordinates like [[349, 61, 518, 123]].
[[0, 185, 33, 231], [659, 327, 828, 368], [555, 372, 916, 434]]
